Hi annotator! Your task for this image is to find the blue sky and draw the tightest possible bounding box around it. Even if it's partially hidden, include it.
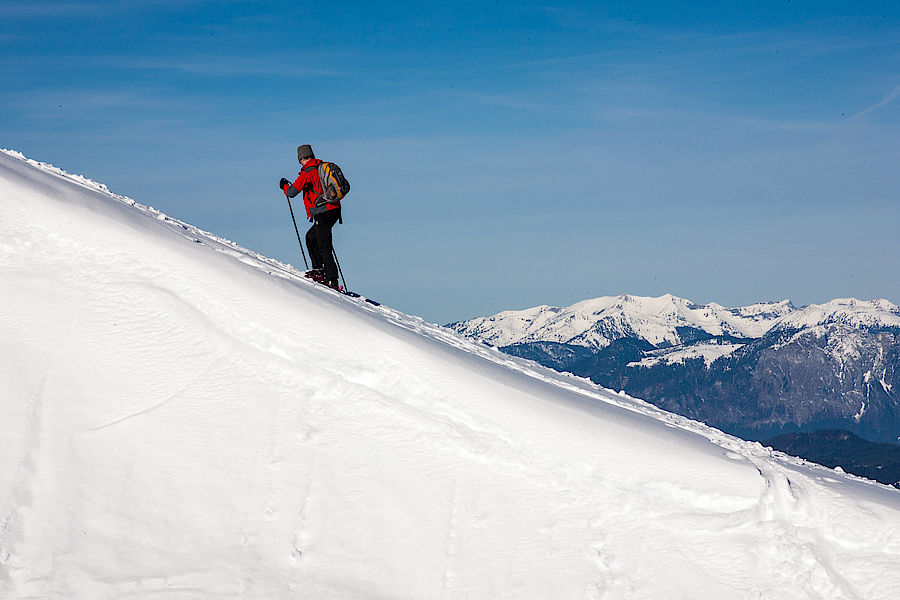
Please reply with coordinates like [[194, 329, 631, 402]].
[[3, 1, 899, 323]]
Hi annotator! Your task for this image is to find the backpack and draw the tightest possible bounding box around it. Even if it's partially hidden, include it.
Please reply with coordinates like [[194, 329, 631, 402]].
[[317, 162, 350, 203]]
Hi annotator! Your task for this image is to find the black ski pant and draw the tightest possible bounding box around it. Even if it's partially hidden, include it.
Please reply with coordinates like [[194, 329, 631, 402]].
[[306, 208, 341, 283]]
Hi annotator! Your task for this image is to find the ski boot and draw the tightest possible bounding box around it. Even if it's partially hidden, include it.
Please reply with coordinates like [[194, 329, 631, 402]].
[[304, 268, 325, 283]]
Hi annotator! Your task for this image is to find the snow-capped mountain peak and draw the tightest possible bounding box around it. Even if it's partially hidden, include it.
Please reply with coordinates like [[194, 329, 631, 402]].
[[774, 298, 900, 332], [451, 293, 795, 349]]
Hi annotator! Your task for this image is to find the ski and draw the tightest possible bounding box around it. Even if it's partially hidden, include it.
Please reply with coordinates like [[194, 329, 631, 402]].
[[303, 269, 380, 305], [342, 290, 381, 306]]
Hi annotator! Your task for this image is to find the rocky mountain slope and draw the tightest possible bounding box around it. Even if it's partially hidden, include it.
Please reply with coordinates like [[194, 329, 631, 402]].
[[450, 295, 900, 443]]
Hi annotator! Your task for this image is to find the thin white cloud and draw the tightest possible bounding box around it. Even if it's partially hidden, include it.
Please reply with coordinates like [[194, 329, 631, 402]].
[[0, 0, 221, 18], [851, 84, 900, 119], [116, 56, 338, 78], [4, 88, 201, 118], [0, 2, 106, 18]]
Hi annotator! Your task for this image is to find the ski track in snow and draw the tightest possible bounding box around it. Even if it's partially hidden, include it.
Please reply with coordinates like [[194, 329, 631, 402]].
[[2, 148, 900, 599]]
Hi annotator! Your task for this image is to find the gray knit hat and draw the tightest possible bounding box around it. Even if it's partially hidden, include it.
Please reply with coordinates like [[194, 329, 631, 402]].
[[297, 144, 315, 161]]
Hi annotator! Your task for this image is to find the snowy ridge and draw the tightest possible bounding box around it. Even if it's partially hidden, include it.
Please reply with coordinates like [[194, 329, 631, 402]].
[[452, 293, 794, 350], [1, 148, 131, 199], [773, 298, 900, 331], [764, 299, 900, 365], [3, 149, 900, 599], [453, 295, 900, 354], [0, 148, 329, 298]]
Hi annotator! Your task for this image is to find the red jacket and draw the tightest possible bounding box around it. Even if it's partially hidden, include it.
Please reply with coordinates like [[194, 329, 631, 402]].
[[282, 159, 340, 219]]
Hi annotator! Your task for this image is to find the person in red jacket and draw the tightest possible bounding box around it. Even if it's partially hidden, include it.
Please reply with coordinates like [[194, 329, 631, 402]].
[[279, 144, 342, 289]]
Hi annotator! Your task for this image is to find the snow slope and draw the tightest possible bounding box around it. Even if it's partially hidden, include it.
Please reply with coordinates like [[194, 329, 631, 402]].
[[2, 149, 900, 599], [451, 294, 794, 350], [629, 341, 746, 368]]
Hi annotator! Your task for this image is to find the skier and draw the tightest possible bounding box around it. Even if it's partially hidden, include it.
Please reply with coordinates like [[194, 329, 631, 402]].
[[279, 144, 342, 290]]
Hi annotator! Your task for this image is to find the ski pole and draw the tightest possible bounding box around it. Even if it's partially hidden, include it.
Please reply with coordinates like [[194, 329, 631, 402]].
[[332, 248, 348, 293], [286, 197, 309, 270]]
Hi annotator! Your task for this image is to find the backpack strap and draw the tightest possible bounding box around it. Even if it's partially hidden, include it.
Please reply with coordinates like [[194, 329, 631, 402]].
[[300, 163, 322, 198]]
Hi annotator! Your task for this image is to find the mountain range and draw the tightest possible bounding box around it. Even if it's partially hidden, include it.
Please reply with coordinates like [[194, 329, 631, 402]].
[[450, 294, 900, 443]]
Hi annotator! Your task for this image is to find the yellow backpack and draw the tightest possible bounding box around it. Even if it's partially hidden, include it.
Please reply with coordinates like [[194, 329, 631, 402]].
[[318, 162, 350, 203]]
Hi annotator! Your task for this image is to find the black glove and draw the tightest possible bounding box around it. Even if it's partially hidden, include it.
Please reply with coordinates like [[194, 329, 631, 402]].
[[279, 177, 290, 190]]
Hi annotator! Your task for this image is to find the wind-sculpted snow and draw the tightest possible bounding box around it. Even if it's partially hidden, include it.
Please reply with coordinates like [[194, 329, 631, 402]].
[[2, 148, 900, 599]]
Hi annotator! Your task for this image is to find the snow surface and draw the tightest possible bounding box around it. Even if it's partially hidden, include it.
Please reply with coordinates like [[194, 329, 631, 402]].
[[2, 148, 900, 599], [629, 342, 746, 368], [452, 294, 794, 350]]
